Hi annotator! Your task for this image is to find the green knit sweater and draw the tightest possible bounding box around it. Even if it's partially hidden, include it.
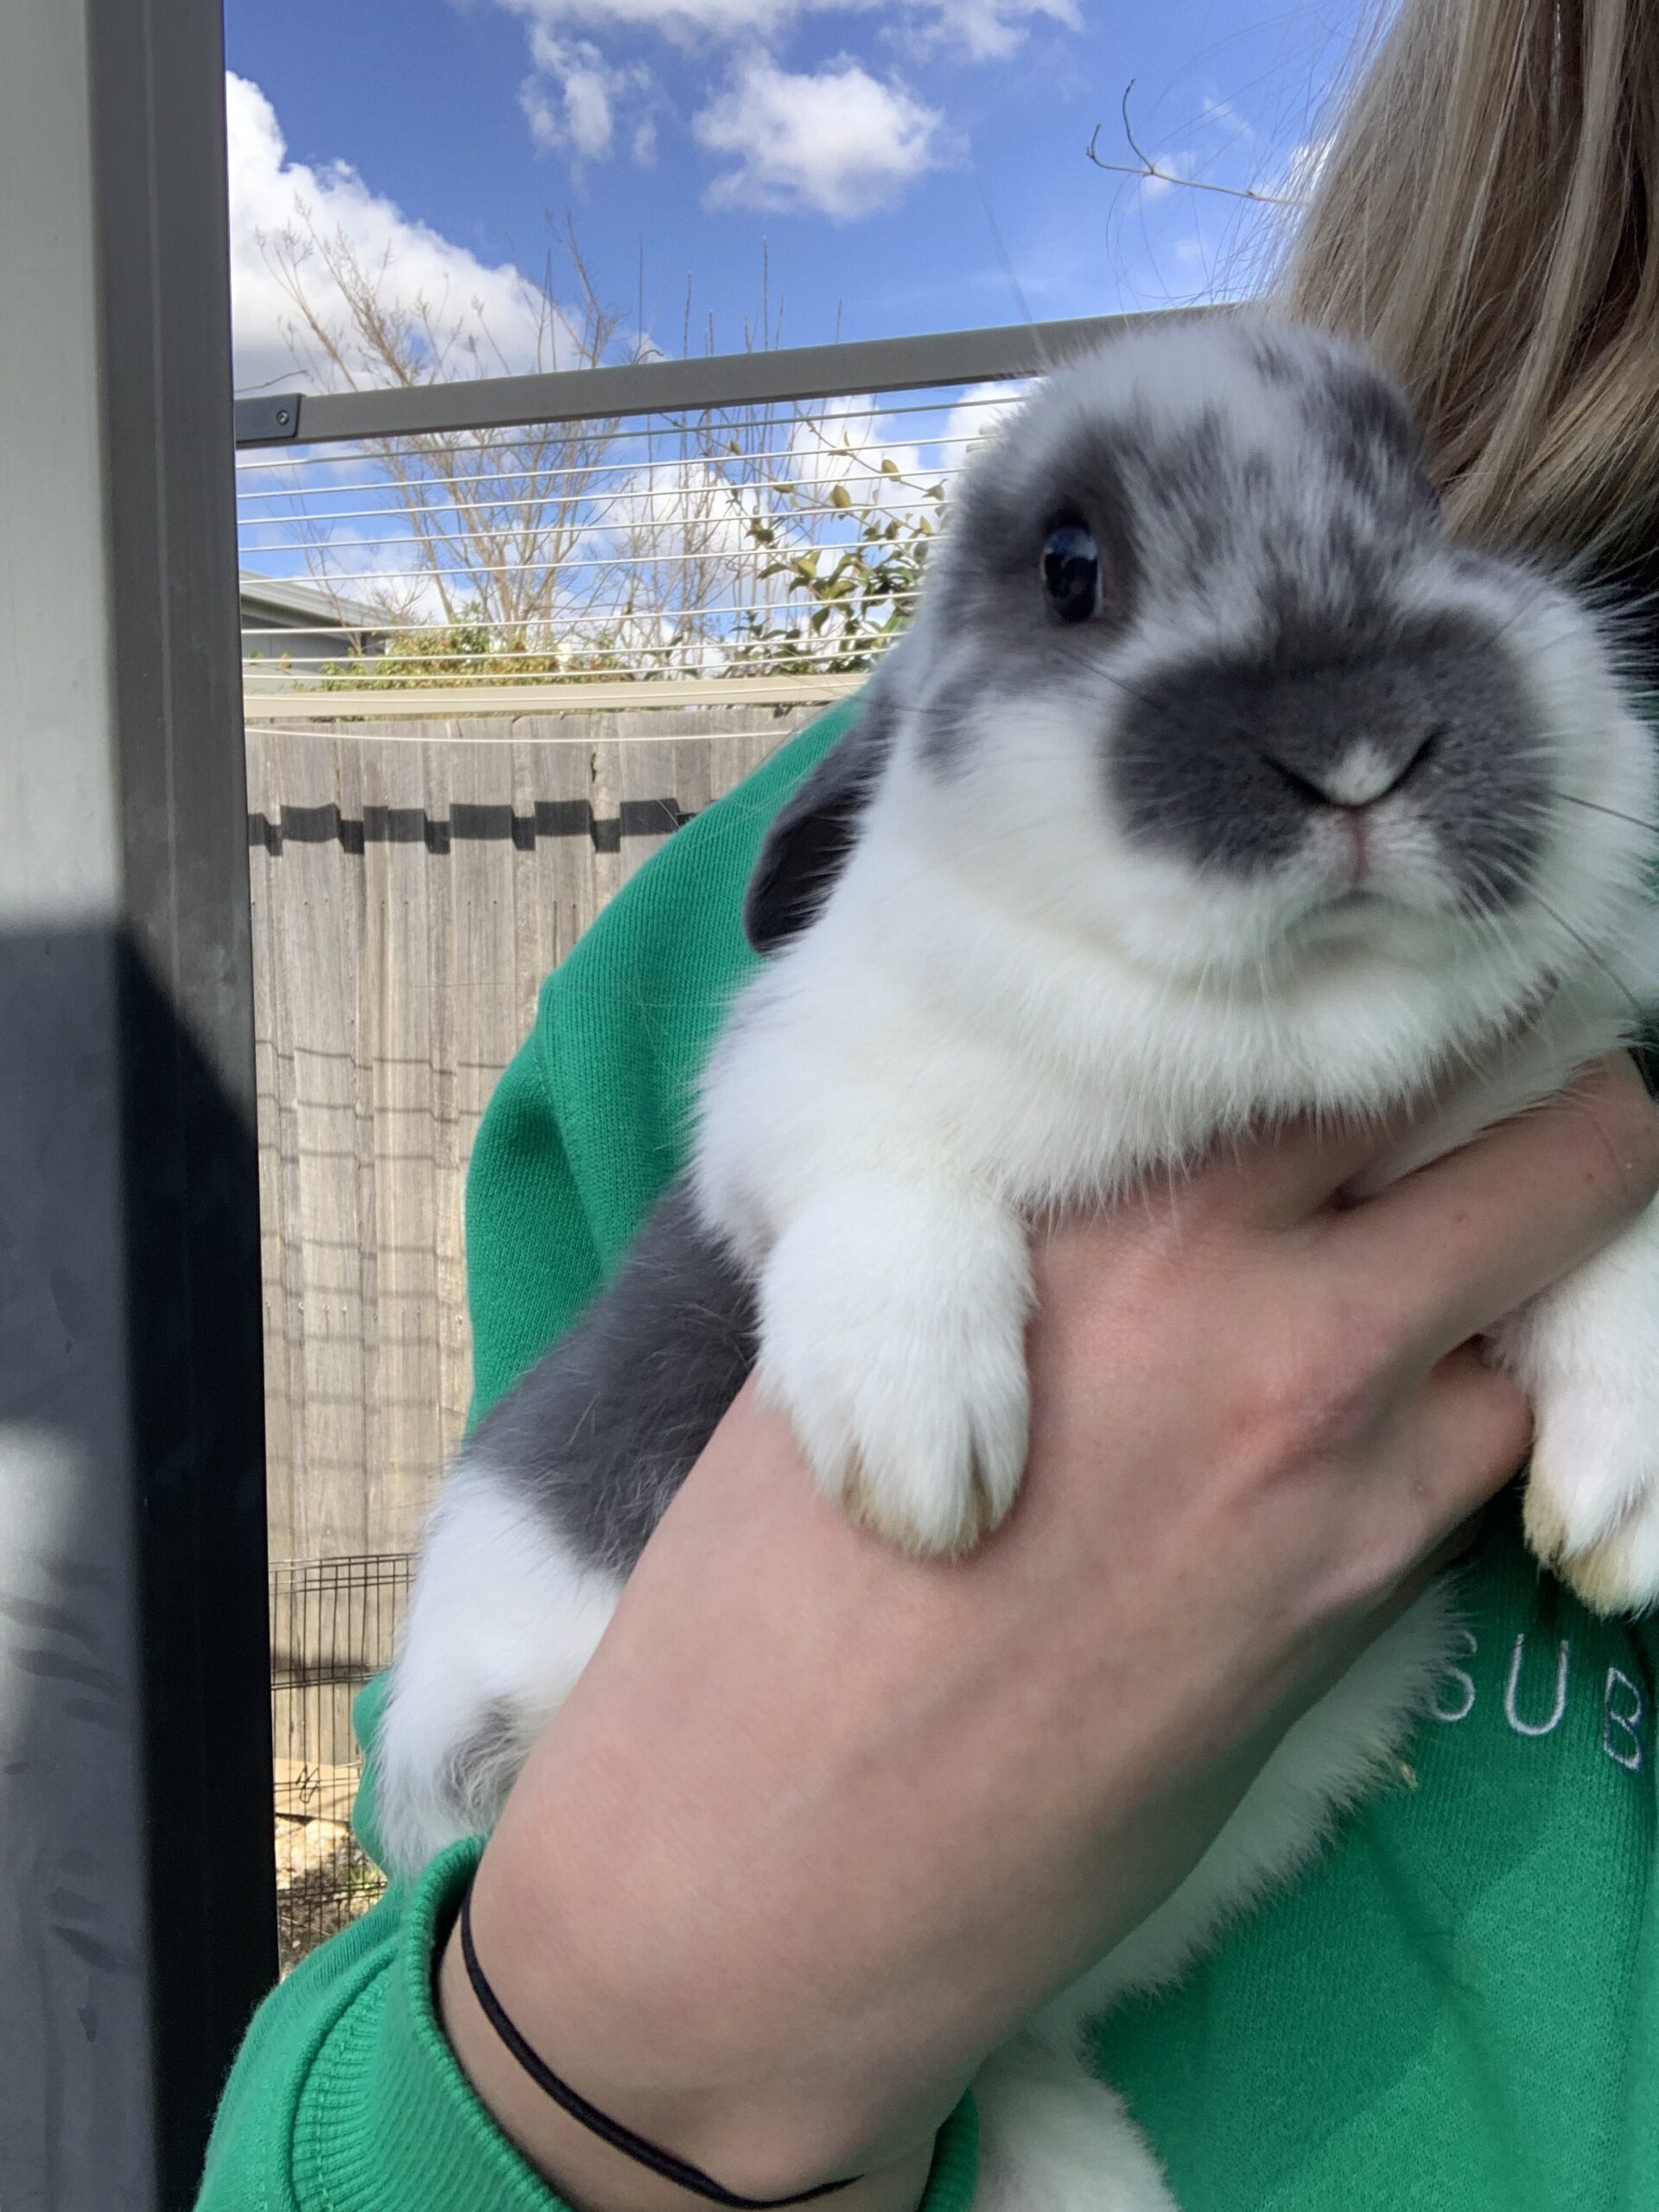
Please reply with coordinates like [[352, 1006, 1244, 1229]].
[[200, 699, 1659, 2212]]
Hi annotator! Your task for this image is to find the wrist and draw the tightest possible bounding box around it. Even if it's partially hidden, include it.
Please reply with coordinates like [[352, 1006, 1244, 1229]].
[[442, 1830, 957, 2210], [437, 1897, 941, 2212]]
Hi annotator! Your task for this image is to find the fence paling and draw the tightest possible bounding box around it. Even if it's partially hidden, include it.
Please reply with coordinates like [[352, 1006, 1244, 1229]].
[[250, 707, 815, 1573]]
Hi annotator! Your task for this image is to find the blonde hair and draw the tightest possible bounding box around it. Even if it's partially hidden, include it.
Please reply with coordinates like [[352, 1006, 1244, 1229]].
[[1276, 0, 1659, 573]]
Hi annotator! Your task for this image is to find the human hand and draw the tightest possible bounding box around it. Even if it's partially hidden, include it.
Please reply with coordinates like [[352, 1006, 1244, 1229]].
[[439, 1055, 1658, 2212]]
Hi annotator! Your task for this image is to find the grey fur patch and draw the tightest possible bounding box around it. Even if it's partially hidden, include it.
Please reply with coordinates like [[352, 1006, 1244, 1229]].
[[465, 1177, 755, 1575], [1110, 609, 1547, 899], [1303, 363, 1436, 519], [441, 1697, 533, 1839], [916, 419, 1142, 773], [745, 658, 905, 948], [1246, 327, 1435, 520]]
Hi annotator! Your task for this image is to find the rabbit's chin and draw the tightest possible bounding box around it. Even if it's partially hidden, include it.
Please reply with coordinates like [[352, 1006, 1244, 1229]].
[[870, 822, 1565, 1103], [1101, 872, 1484, 999]]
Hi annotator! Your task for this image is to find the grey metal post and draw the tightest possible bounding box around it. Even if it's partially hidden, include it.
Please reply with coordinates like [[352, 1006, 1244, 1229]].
[[1, 0, 275, 2206]]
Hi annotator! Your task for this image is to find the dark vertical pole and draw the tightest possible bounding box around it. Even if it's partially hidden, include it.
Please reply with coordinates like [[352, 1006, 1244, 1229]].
[[0, 1, 275, 2206], [94, 1, 281, 2199]]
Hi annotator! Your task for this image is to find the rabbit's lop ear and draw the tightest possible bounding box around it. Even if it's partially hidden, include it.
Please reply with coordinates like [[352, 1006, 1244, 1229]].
[[743, 662, 903, 954]]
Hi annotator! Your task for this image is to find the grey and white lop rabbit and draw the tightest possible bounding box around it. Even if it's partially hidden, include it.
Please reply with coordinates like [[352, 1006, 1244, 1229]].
[[380, 317, 1659, 2212]]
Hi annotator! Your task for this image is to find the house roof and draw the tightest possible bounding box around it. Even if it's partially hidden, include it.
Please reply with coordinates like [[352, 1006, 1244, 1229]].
[[238, 569, 387, 634]]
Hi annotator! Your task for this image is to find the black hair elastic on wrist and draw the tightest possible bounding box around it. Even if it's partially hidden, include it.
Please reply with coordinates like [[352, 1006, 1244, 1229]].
[[457, 1879, 860, 2208]]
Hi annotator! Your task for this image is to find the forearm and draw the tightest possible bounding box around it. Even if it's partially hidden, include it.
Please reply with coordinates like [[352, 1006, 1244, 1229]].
[[432, 1396, 995, 2202], [429, 1390, 1266, 2206]]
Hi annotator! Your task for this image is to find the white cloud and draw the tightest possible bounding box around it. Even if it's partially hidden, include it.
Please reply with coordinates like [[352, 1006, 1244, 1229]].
[[1135, 153, 1191, 204], [903, 0, 1078, 64], [499, 0, 1074, 48], [518, 31, 652, 162], [496, 0, 1077, 189], [693, 54, 948, 219], [1197, 92, 1254, 141], [226, 73, 556, 393], [499, 0, 793, 47]]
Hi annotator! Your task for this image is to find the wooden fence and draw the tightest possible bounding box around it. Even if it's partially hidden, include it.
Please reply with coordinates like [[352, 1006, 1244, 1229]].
[[247, 702, 823, 1565]]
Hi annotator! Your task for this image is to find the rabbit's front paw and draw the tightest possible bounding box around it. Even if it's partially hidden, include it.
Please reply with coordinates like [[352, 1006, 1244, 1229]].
[[1526, 1394, 1659, 1618], [756, 1183, 1033, 1556], [1498, 1199, 1659, 1614]]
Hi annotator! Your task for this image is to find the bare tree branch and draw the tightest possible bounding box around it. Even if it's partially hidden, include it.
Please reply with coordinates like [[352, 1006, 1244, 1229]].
[[1086, 80, 1304, 211]]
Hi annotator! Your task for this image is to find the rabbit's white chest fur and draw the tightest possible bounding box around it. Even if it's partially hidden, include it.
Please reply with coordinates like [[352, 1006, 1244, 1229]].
[[380, 320, 1659, 2212]]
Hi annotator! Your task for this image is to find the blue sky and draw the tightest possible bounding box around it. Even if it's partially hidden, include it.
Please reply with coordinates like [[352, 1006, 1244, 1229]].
[[224, 0, 1379, 395]]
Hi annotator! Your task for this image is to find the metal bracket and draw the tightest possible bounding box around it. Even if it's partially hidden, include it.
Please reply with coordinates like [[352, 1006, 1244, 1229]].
[[233, 391, 302, 446]]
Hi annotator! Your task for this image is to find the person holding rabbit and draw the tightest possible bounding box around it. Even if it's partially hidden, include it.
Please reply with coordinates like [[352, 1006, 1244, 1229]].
[[200, 5, 1659, 2209]]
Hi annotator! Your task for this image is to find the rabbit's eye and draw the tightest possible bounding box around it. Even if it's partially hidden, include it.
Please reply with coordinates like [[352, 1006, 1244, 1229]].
[[1041, 520, 1100, 625]]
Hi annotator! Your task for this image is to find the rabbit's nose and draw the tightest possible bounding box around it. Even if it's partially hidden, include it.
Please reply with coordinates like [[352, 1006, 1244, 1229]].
[[1263, 730, 1441, 810]]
